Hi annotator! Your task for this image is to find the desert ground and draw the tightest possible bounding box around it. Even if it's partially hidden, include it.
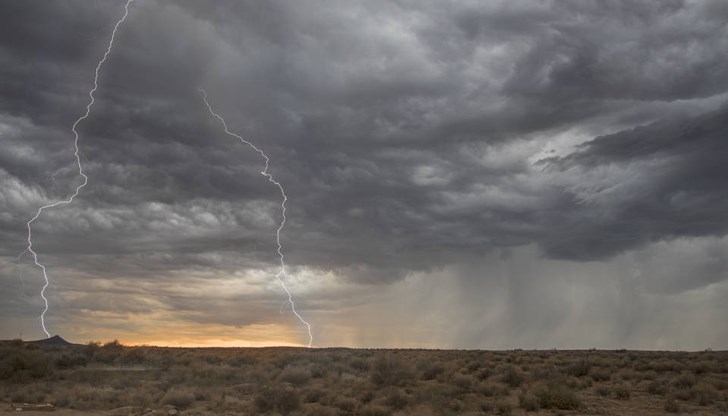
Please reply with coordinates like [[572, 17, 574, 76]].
[[1, 338, 727, 415]]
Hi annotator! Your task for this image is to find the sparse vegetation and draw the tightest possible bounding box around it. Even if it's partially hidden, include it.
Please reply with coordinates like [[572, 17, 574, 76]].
[[534, 381, 582, 410], [0, 341, 727, 415]]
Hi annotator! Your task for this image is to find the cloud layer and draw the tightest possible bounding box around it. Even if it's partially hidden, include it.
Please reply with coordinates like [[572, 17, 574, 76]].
[[1, 0, 727, 348]]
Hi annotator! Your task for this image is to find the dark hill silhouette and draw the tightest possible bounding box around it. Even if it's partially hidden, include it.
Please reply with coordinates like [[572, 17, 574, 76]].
[[27, 335, 75, 346]]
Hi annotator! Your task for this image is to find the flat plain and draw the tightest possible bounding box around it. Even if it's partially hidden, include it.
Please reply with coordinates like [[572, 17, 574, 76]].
[[1, 339, 727, 415]]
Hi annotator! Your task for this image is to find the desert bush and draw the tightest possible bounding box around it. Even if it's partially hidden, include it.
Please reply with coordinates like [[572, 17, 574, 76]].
[[691, 382, 719, 405], [350, 357, 370, 372], [501, 365, 525, 388], [420, 362, 446, 380], [664, 396, 681, 413], [480, 401, 494, 412], [673, 373, 696, 389], [674, 388, 692, 401], [382, 387, 409, 410], [0, 347, 54, 381], [476, 381, 509, 397], [254, 386, 300, 414], [361, 404, 391, 416], [10, 385, 46, 403], [613, 383, 631, 400], [595, 385, 610, 397], [647, 378, 669, 396], [691, 361, 711, 375], [119, 347, 150, 366], [227, 355, 256, 367], [466, 360, 482, 372], [588, 367, 611, 382], [534, 382, 581, 410], [335, 396, 359, 412], [370, 354, 414, 386], [303, 387, 327, 403], [519, 392, 540, 411], [103, 339, 123, 349], [278, 366, 311, 385], [304, 405, 338, 416], [496, 401, 512, 415], [160, 388, 196, 409], [476, 367, 493, 381], [56, 353, 88, 369], [652, 360, 685, 372], [309, 363, 328, 378], [531, 365, 558, 381], [616, 368, 639, 381], [84, 341, 100, 357], [92, 341, 123, 365], [450, 373, 473, 390], [275, 353, 307, 369], [359, 389, 375, 404], [566, 359, 591, 377]]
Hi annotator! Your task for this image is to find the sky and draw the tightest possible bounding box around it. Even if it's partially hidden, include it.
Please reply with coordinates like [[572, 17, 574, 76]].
[[1, 0, 727, 349]]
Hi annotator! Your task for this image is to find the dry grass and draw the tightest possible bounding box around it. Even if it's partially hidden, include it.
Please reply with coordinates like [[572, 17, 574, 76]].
[[0, 341, 727, 415]]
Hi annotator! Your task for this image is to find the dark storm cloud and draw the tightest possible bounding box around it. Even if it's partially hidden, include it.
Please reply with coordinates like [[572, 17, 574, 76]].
[[1, 0, 728, 346], [2, 0, 727, 273], [540, 104, 728, 260]]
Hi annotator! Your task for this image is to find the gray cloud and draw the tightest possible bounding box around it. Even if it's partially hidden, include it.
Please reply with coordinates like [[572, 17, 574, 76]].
[[1, 0, 727, 348]]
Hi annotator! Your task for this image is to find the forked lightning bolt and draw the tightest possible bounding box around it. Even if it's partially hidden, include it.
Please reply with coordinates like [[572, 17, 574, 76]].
[[23, 0, 136, 338], [199, 89, 314, 348]]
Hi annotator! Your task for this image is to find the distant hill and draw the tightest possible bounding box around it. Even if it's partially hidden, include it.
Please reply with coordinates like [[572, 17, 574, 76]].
[[27, 335, 76, 346]]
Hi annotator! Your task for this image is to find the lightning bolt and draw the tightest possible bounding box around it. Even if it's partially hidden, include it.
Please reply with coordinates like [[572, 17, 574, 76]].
[[23, 0, 136, 338], [199, 89, 314, 348]]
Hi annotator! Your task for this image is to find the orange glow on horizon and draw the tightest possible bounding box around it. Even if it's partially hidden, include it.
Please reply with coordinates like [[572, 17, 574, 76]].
[[65, 319, 308, 348], [123, 338, 306, 348]]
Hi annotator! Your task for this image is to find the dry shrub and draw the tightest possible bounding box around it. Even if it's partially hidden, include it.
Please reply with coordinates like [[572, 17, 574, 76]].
[[305, 405, 338, 416], [254, 386, 300, 414], [0, 347, 54, 381], [531, 365, 558, 381], [476, 381, 509, 397], [56, 353, 88, 369], [673, 373, 696, 389], [613, 383, 631, 400], [647, 378, 670, 396], [664, 396, 681, 413], [566, 359, 592, 377], [595, 385, 610, 397], [303, 387, 327, 404], [278, 366, 311, 385], [652, 360, 685, 372], [361, 404, 391, 416], [691, 361, 711, 374], [420, 361, 446, 380], [160, 388, 196, 409], [9, 385, 46, 403], [588, 367, 611, 382], [519, 392, 540, 411], [476, 367, 493, 381], [92, 341, 123, 365], [119, 347, 147, 365], [534, 382, 581, 410], [496, 401, 512, 415], [617, 368, 639, 381], [466, 360, 482, 372], [691, 382, 719, 406], [334, 396, 359, 412], [349, 357, 370, 372], [382, 387, 409, 410], [501, 365, 525, 388], [370, 354, 414, 386], [450, 373, 474, 390]]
